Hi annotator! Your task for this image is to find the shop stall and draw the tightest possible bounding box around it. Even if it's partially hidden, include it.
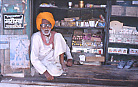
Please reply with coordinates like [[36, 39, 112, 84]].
[[0, 0, 138, 86]]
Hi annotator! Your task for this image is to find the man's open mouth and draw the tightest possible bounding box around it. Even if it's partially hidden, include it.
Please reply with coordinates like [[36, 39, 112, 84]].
[[44, 30, 49, 33]]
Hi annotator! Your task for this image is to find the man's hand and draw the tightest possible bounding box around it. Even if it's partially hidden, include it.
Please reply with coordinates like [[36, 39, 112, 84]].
[[66, 59, 73, 67], [61, 62, 68, 72], [44, 70, 54, 80]]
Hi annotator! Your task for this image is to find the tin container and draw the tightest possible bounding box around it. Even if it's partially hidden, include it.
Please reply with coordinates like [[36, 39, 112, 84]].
[[79, 1, 84, 8]]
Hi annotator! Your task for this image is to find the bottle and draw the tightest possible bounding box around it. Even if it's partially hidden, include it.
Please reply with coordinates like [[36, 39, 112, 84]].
[[111, 56, 114, 62], [79, 1, 84, 8], [100, 42, 103, 47], [99, 14, 105, 21]]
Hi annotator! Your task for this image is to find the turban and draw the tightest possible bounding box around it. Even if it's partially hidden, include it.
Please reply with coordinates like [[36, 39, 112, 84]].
[[36, 12, 55, 30]]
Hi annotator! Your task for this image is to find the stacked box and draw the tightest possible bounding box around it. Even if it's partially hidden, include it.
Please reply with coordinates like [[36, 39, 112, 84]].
[[112, 5, 138, 17], [109, 34, 115, 42], [85, 56, 105, 62], [72, 30, 83, 46], [126, 7, 137, 17], [111, 5, 125, 16], [115, 37, 122, 43], [108, 47, 127, 54], [129, 48, 138, 55]]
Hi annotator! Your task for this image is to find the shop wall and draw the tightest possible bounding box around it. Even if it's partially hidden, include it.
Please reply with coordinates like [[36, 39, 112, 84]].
[[0, 0, 31, 76]]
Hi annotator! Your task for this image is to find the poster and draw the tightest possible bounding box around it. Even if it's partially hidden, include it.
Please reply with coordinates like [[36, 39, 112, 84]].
[[0, 35, 28, 49], [0, 35, 30, 69], [0, 41, 9, 49], [10, 39, 30, 69]]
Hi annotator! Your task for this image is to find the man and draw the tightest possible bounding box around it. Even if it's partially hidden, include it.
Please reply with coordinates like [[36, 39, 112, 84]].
[[31, 12, 72, 80]]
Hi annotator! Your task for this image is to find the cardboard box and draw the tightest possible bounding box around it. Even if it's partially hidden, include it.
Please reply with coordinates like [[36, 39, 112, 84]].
[[86, 56, 105, 62], [108, 47, 113, 53], [108, 47, 127, 54], [74, 29, 83, 35], [111, 5, 125, 16], [64, 17, 79, 21], [116, 37, 123, 43], [125, 38, 131, 43], [126, 7, 137, 17], [81, 61, 101, 66], [129, 48, 138, 55], [91, 37, 101, 42], [134, 39, 138, 44], [109, 35, 115, 42], [83, 33, 92, 40]]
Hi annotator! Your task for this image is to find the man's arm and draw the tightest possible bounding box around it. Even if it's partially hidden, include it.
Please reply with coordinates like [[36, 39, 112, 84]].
[[65, 44, 73, 66], [60, 53, 67, 71]]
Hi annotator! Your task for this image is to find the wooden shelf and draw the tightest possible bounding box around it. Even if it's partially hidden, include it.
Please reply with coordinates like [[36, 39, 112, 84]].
[[111, 15, 138, 18], [109, 53, 138, 56], [54, 26, 105, 29], [39, 7, 106, 10], [109, 42, 138, 46]]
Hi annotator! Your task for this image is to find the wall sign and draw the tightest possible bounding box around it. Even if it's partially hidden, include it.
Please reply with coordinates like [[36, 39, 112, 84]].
[[3, 14, 24, 29]]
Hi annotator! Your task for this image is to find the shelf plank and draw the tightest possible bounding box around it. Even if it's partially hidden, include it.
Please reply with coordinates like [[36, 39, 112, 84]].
[[109, 42, 138, 46], [111, 15, 138, 18], [108, 53, 138, 56], [39, 7, 106, 10], [54, 26, 104, 29]]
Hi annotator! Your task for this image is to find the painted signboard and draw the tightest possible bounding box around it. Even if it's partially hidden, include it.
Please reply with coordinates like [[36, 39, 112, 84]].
[[3, 14, 24, 29]]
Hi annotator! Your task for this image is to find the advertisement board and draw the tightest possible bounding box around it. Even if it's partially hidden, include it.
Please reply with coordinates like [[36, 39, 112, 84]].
[[3, 14, 24, 29]]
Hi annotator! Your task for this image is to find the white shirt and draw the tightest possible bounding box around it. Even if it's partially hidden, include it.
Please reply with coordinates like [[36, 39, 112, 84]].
[[30, 31, 66, 76]]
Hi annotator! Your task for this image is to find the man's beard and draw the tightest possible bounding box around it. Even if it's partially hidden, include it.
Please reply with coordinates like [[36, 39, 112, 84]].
[[41, 28, 51, 35]]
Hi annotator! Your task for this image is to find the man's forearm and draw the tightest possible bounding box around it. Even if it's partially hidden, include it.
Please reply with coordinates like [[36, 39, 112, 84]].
[[60, 53, 68, 71], [60, 53, 64, 65]]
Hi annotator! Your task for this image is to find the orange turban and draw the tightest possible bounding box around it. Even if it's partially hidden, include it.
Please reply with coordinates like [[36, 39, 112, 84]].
[[36, 12, 55, 30]]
